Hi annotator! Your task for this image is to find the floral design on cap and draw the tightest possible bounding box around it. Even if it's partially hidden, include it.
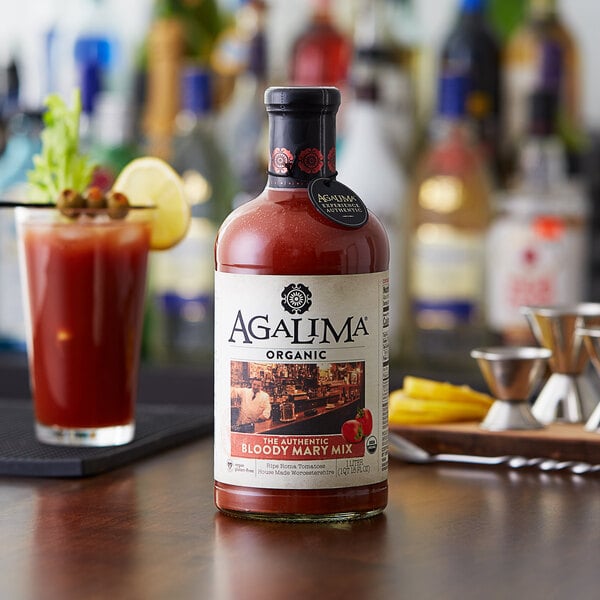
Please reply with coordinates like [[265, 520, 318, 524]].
[[298, 148, 324, 174], [271, 147, 294, 174]]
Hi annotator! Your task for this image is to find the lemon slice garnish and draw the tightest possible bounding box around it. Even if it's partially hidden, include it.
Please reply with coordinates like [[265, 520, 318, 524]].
[[113, 157, 191, 250]]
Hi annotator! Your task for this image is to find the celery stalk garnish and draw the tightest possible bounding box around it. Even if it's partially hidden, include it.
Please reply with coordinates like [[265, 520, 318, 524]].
[[27, 90, 96, 203]]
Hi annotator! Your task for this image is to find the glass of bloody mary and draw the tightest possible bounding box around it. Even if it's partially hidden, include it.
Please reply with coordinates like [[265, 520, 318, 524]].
[[16, 207, 152, 446]]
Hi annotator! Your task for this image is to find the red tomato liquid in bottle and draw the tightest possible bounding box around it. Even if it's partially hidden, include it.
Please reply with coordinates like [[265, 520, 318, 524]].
[[214, 87, 389, 521]]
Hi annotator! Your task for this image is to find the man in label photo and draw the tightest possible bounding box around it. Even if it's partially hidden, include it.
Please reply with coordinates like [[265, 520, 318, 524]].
[[232, 378, 272, 426]]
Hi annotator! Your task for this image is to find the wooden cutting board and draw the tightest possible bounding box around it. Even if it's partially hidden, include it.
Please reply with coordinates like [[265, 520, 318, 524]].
[[391, 422, 600, 463]]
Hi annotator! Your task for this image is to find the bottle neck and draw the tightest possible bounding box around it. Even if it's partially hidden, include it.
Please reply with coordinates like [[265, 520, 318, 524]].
[[267, 109, 337, 189]]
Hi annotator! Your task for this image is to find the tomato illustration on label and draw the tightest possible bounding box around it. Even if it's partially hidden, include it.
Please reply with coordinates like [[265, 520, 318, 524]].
[[356, 408, 373, 437], [341, 419, 364, 443]]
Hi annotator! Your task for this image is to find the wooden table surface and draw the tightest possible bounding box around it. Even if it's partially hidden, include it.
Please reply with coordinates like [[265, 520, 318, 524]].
[[1, 434, 598, 600]]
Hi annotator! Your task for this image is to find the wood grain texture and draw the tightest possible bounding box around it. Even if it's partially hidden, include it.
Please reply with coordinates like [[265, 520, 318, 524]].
[[391, 422, 600, 462], [1, 436, 600, 600]]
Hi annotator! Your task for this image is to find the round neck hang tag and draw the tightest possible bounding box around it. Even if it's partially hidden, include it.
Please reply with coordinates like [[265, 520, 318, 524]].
[[308, 178, 369, 228]]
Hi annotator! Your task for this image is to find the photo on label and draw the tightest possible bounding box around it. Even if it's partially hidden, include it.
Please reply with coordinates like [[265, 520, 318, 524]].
[[230, 360, 365, 436]]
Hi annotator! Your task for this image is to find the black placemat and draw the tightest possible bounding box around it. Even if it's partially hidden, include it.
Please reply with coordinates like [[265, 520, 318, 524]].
[[0, 399, 213, 478]]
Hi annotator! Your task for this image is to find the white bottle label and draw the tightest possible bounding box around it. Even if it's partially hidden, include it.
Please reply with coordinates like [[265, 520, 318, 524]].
[[410, 225, 485, 322], [214, 272, 389, 490], [486, 214, 587, 332]]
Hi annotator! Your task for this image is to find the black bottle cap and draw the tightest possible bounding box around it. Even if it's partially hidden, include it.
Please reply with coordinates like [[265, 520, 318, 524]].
[[265, 86, 339, 188], [264, 86, 341, 112]]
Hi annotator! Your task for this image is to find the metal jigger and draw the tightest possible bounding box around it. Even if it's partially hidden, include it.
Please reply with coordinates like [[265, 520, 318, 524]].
[[576, 327, 600, 431], [471, 347, 552, 431], [522, 304, 600, 424]]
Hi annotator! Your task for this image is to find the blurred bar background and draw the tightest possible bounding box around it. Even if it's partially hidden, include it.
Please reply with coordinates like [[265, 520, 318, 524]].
[[0, 0, 599, 376]]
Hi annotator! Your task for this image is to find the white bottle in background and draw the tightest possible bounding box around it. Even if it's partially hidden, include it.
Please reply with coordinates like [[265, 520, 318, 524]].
[[350, 0, 416, 166], [486, 89, 589, 344], [338, 79, 407, 343], [147, 67, 235, 364]]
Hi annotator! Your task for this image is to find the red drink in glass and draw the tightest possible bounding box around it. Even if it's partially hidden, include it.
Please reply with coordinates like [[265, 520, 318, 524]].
[[17, 208, 151, 446]]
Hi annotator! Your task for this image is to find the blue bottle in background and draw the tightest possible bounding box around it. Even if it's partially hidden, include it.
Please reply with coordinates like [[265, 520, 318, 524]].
[[441, 0, 502, 184]]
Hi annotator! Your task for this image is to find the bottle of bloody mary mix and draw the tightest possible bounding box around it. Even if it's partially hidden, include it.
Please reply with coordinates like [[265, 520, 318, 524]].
[[214, 86, 389, 521]]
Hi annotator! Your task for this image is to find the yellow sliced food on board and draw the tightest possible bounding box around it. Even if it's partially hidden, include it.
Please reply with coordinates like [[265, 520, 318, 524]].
[[403, 376, 494, 408], [389, 391, 490, 425], [113, 157, 191, 250]]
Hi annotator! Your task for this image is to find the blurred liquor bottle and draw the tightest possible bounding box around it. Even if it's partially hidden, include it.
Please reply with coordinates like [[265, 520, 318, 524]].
[[142, 17, 184, 160], [87, 91, 141, 192], [486, 87, 588, 344], [402, 73, 493, 369], [349, 0, 417, 166], [440, 0, 503, 186], [289, 0, 351, 87], [171, 67, 238, 225], [339, 0, 415, 352], [288, 0, 352, 139], [0, 111, 43, 352], [141, 0, 228, 160], [337, 76, 407, 354], [0, 58, 19, 160], [77, 55, 103, 145], [503, 0, 583, 178], [0, 60, 34, 351], [147, 67, 236, 365], [289, 0, 352, 136], [214, 0, 269, 206], [1, 59, 19, 122], [45, 0, 118, 105]]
